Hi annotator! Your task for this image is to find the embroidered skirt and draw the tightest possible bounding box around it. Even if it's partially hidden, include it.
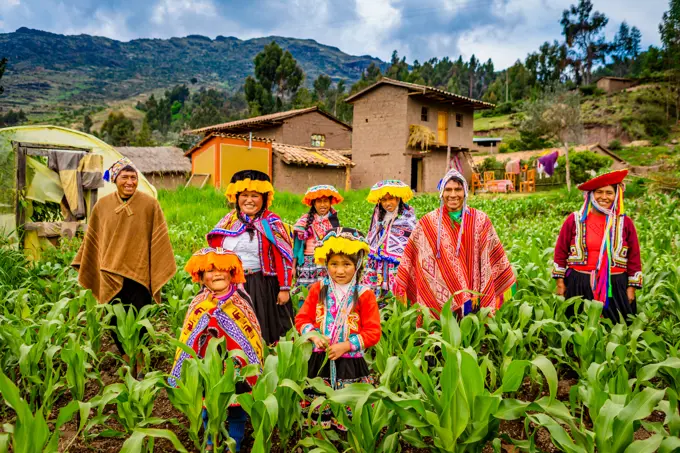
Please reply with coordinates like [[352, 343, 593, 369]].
[[361, 257, 398, 307], [301, 352, 374, 430], [565, 270, 636, 323], [295, 254, 327, 288], [244, 272, 294, 344]]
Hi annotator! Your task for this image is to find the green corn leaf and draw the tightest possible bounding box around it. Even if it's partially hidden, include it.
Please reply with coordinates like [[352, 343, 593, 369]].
[[120, 428, 188, 453]]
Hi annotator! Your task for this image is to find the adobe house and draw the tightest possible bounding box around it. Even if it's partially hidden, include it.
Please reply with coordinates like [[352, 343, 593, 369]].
[[472, 137, 503, 154], [596, 77, 636, 94], [345, 78, 494, 192], [184, 133, 353, 192], [186, 106, 352, 149], [115, 146, 191, 190]]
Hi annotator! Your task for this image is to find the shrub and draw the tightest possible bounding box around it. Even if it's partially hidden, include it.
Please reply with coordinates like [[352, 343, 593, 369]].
[[579, 84, 605, 96], [556, 151, 613, 184], [608, 139, 623, 151]]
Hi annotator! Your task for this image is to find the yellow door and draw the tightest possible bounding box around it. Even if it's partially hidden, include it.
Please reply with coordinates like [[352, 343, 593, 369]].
[[437, 111, 448, 145]]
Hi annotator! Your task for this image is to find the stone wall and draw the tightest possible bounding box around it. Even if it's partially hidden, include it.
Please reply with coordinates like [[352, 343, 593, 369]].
[[350, 84, 410, 189]]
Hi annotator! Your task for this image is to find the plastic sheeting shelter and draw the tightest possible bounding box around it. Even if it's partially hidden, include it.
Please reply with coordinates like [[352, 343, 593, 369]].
[[0, 126, 157, 256]]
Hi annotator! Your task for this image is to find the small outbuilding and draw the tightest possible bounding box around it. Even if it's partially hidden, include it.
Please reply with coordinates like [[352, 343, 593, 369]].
[[115, 146, 191, 189], [184, 133, 354, 192], [596, 77, 636, 94], [472, 137, 503, 153]]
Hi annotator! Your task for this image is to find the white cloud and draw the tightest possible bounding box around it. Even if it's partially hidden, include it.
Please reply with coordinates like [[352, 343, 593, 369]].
[[151, 0, 218, 25], [336, 0, 402, 59]]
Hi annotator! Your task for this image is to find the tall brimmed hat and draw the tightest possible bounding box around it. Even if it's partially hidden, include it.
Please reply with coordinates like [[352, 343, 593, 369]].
[[577, 169, 628, 192], [184, 247, 246, 284], [366, 180, 414, 204], [302, 185, 344, 207], [314, 227, 370, 266], [225, 170, 275, 207], [103, 157, 138, 183]]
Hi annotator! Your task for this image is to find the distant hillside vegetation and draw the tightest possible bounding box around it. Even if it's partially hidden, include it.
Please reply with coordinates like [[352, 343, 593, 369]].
[[0, 27, 383, 111]]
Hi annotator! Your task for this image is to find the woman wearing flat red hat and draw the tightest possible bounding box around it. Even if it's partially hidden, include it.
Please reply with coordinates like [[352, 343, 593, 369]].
[[552, 169, 642, 323]]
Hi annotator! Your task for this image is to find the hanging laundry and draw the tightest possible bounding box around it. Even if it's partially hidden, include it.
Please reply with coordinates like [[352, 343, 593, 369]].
[[48, 151, 104, 219], [505, 159, 521, 174], [537, 151, 559, 177]]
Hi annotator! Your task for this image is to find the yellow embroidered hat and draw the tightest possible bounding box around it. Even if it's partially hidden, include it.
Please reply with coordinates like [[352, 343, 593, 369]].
[[225, 170, 275, 207], [366, 180, 414, 204], [314, 227, 370, 266]]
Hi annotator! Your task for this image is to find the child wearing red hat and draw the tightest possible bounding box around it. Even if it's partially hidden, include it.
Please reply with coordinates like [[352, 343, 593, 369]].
[[552, 170, 642, 323]]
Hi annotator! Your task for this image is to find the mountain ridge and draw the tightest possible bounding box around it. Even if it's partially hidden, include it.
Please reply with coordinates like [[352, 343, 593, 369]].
[[0, 27, 385, 115]]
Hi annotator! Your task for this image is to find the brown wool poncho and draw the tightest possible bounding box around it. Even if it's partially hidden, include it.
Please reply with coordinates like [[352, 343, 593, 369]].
[[72, 191, 176, 304]]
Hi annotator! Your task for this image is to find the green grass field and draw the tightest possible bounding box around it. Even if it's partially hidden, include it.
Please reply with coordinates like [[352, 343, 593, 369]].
[[1, 188, 680, 452]]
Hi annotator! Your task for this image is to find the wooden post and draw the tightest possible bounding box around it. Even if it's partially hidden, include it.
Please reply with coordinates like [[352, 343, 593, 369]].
[[446, 145, 451, 170], [15, 143, 26, 241], [344, 165, 351, 192], [564, 142, 572, 192]]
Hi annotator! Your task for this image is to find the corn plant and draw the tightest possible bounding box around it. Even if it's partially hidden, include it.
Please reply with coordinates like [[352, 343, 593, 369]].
[[299, 382, 401, 453], [238, 357, 279, 453], [61, 332, 96, 403], [268, 335, 313, 447], [165, 350, 205, 450], [120, 428, 188, 453], [89, 369, 167, 436], [0, 370, 90, 453], [107, 302, 157, 371], [79, 289, 105, 353], [199, 338, 245, 453]]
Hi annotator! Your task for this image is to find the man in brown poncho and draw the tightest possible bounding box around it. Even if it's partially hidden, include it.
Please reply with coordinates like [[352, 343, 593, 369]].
[[72, 157, 176, 374]]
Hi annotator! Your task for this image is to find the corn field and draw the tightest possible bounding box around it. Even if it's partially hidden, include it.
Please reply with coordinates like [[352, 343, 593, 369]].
[[1, 187, 680, 452]]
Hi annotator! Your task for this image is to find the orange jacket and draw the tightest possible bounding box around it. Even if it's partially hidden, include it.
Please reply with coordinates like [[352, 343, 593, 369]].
[[295, 281, 381, 357]]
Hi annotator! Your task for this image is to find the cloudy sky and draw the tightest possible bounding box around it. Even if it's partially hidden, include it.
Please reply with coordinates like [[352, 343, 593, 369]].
[[0, 0, 670, 69]]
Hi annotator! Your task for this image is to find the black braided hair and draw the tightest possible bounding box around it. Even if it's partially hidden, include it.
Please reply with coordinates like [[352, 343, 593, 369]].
[[377, 199, 406, 223], [304, 205, 318, 232], [318, 250, 365, 306]]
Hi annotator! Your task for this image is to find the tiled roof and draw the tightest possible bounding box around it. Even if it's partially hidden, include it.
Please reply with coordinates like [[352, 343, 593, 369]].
[[184, 133, 273, 156], [272, 143, 354, 168], [185, 106, 351, 135], [345, 77, 495, 109]]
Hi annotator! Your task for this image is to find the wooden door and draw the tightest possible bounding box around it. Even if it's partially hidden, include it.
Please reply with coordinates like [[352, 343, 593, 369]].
[[410, 158, 423, 193], [437, 111, 448, 145]]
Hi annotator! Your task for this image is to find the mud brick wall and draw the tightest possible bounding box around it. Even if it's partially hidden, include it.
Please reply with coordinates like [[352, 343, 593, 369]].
[[350, 84, 410, 189], [272, 157, 346, 194], [280, 112, 352, 149]]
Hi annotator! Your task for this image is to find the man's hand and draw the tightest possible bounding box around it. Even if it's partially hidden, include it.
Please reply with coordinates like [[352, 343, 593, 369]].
[[627, 287, 636, 303], [556, 278, 566, 296], [277, 291, 290, 305], [327, 342, 352, 361]]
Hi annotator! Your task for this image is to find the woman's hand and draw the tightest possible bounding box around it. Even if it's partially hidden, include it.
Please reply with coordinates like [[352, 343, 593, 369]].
[[556, 278, 566, 296], [277, 291, 290, 305], [627, 287, 636, 302], [327, 342, 352, 361], [310, 335, 329, 349]]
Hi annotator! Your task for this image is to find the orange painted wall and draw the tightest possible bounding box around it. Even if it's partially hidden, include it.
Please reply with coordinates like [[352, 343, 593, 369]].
[[189, 136, 272, 189]]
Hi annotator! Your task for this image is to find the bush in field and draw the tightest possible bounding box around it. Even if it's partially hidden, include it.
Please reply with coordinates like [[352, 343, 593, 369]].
[[556, 151, 613, 184]]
